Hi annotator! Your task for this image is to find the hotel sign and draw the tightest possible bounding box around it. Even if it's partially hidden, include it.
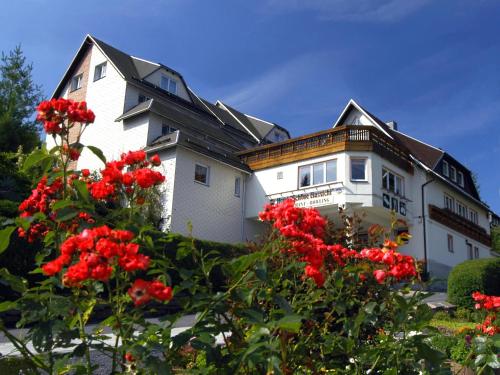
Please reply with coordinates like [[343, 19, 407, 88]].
[[269, 188, 341, 208]]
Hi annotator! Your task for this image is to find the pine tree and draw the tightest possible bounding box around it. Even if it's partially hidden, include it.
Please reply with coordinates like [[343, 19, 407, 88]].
[[0, 45, 44, 152]]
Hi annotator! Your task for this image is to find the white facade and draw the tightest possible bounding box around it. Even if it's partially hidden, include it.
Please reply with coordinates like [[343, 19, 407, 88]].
[[47, 35, 494, 279]]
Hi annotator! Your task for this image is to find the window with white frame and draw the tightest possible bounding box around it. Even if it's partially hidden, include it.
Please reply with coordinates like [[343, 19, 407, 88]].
[[382, 168, 404, 196], [442, 160, 449, 177], [469, 209, 478, 224], [447, 234, 454, 253], [444, 194, 455, 211], [194, 164, 209, 185], [71, 73, 83, 91], [298, 159, 337, 188], [457, 171, 464, 187], [350, 158, 367, 181], [160, 75, 177, 94], [474, 246, 479, 259], [93, 62, 107, 81], [467, 242, 473, 259], [450, 166, 457, 182], [456, 200, 467, 218], [234, 177, 241, 197], [162, 124, 177, 136]]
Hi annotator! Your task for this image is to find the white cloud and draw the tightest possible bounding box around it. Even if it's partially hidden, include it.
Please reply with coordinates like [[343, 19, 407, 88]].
[[219, 52, 331, 112], [264, 0, 431, 22]]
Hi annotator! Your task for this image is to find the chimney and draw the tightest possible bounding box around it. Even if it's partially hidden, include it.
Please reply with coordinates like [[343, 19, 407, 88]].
[[385, 121, 398, 131]]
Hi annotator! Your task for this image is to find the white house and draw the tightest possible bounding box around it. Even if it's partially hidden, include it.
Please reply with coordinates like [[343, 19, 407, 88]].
[[48, 35, 495, 278]]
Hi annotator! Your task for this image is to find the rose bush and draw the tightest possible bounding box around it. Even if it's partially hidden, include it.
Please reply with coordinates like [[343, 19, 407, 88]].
[[1, 99, 497, 374]]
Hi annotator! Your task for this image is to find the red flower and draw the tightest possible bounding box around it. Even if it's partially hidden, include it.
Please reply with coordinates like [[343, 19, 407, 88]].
[[150, 154, 161, 166], [373, 269, 387, 284], [42, 226, 150, 286], [128, 279, 152, 307], [127, 279, 173, 307]]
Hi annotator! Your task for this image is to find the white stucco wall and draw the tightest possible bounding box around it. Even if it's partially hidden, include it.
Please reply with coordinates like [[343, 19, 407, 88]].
[[157, 147, 177, 230], [170, 147, 246, 243], [78, 45, 128, 170]]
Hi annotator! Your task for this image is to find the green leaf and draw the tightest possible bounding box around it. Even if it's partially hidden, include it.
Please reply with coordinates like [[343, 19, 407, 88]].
[[52, 199, 75, 211], [87, 146, 106, 165], [363, 301, 377, 315], [72, 180, 90, 203], [56, 207, 79, 222], [0, 301, 16, 313], [229, 251, 266, 276], [276, 314, 302, 333], [22, 149, 51, 171], [0, 226, 16, 254], [0, 268, 28, 293]]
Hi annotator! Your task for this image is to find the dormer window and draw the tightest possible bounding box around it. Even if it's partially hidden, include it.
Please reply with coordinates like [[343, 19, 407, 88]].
[[442, 160, 449, 177], [160, 75, 177, 94], [93, 62, 107, 81], [71, 73, 83, 92], [450, 166, 456, 182], [457, 171, 464, 187]]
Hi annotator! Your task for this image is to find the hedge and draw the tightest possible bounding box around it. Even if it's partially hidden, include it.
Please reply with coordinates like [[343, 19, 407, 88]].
[[447, 257, 500, 308]]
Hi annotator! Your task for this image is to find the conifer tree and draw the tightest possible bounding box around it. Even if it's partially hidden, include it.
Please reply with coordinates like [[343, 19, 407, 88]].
[[0, 45, 44, 152]]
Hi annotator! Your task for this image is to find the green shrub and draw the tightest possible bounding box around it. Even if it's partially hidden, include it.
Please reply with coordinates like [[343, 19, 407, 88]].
[[0, 199, 19, 218], [448, 258, 500, 308], [428, 334, 459, 357], [143, 231, 248, 289], [432, 310, 451, 321]]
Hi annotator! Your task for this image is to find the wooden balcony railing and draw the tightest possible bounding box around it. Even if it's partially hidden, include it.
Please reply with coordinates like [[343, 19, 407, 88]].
[[429, 205, 491, 246], [238, 125, 413, 173]]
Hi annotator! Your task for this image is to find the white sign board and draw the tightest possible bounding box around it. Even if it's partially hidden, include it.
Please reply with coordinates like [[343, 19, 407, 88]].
[[269, 188, 340, 208]]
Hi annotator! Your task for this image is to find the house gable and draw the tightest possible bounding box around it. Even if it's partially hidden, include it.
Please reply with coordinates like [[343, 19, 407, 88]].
[[333, 99, 393, 139]]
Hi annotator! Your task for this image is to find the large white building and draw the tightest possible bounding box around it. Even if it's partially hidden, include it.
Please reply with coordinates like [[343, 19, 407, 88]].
[[49, 35, 495, 278]]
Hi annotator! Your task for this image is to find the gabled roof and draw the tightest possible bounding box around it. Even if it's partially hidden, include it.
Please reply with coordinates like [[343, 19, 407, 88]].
[[390, 130, 444, 169], [335, 99, 485, 204], [52, 34, 193, 100], [333, 99, 394, 139]]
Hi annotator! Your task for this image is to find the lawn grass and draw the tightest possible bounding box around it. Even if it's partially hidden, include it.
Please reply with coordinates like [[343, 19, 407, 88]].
[[430, 318, 476, 331]]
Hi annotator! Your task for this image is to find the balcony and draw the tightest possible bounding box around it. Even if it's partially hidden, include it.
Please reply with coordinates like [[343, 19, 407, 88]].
[[429, 205, 491, 246], [238, 125, 413, 173]]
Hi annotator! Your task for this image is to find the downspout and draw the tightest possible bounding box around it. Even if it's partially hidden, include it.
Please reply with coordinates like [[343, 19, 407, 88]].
[[241, 174, 246, 242], [421, 176, 435, 279]]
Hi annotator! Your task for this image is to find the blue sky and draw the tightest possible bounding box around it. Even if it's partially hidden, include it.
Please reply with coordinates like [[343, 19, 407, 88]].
[[1, 0, 499, 212]]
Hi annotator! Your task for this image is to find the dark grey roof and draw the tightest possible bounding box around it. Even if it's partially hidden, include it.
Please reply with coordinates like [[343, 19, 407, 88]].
[[146, 131, 252, 173], [131, 57, 159, 78], [245, 115, 275, 139], [91, 36, 140, 80], [115, 99, 153, 121], [217, 102, 265, 139]]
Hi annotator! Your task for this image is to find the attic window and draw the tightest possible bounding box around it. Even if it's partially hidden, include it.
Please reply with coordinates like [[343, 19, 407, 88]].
[[450, 166, 456, 182], [70, 73, 83, 92], [93, 62, 107, 81], [442, 160, 449, 177], [457, 171, 464, 187], [160, 75, 177, 94]]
